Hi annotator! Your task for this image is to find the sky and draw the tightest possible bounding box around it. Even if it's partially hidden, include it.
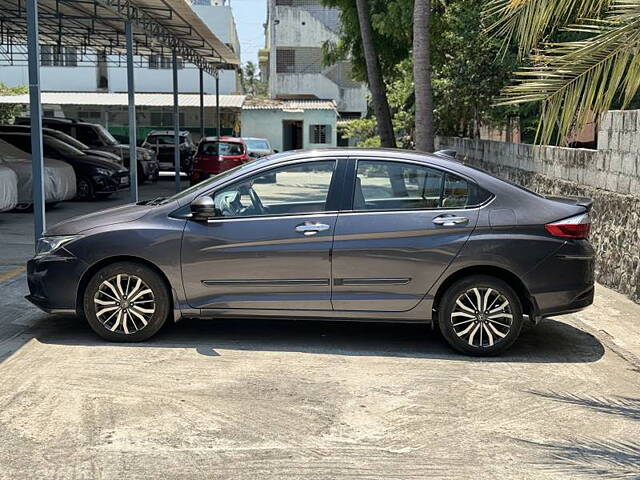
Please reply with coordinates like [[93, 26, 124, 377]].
[[229, 0, 268, 66]]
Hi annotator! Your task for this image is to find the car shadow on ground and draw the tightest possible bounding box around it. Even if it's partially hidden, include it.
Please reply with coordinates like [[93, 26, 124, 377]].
[[518, 391, 640, 478], [29, 314, 606, 364]]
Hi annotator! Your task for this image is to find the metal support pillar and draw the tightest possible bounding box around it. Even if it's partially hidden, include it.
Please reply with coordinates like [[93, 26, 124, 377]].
[[215, 71, 221, 138], [172, 50, 181, 193], [126, 20, 138, 202], [199, 68, 205, 140], [26, 0, 45, 243]]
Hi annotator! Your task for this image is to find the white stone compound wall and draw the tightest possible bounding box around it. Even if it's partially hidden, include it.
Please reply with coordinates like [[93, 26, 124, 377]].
[[436, 109, 640, 303]]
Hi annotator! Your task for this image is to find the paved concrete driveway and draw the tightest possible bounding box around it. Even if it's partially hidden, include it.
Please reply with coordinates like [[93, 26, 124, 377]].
[[0, 182, 638, 479]]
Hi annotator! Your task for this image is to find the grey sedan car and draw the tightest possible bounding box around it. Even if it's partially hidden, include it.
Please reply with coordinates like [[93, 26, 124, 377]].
[[26, 149, 594, 355]]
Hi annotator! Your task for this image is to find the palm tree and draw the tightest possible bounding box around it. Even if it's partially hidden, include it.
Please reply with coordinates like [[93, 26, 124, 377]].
[[355, 0, 397, 148], [413, 0, 434, 152], [485, 0, 640, 144]]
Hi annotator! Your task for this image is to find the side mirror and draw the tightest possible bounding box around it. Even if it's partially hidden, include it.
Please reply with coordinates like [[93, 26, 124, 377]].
[[190, 196, 216, 221], [273, 149, 279, 154]]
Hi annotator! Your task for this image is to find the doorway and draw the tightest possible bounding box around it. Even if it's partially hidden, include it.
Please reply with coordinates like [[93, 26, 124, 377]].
[[282, 120, 303, 151]]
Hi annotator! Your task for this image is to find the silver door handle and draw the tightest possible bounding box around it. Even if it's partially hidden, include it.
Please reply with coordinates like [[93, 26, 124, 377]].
[[295, 222, 330, 236], [432, 216, 469, 226]]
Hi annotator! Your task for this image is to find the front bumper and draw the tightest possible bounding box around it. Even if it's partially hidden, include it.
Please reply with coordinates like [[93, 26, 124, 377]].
[[94, 171, 130, 194], [26, 250, 87, 315]]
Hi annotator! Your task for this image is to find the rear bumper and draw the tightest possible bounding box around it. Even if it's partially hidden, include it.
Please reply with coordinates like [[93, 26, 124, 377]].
[[531, 284, 594, 318], [525, 240, 595, 318]]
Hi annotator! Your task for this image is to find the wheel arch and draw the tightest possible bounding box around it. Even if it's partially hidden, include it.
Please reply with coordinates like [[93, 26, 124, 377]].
[[432, 265, 536, 321], [76, 255, 176, 319]]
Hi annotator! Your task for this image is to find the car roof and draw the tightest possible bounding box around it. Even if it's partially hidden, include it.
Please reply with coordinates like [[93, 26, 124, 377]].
[[237, 148, 511, 185], [147, 130, 190, 136], [201, 136, 245, 143]]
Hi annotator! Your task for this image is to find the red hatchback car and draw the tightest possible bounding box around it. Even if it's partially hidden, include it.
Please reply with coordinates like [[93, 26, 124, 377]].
[[190, 137, 250, 185]]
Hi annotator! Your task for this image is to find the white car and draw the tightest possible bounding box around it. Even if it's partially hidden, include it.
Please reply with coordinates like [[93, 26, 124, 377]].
[[0, 139, 76, 210], [0, 165, 18, 212]]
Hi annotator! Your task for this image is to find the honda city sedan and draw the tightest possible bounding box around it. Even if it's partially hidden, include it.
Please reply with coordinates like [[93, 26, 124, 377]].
[[26, 149, 594, 355]]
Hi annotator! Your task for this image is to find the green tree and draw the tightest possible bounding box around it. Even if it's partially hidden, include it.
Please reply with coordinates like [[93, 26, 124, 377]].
[[0, 83, 27, 123], [413, 0, 435, 152], [241, 61, 267, 97], [433, 0, 520, 138], [484, 0, 640, 144]]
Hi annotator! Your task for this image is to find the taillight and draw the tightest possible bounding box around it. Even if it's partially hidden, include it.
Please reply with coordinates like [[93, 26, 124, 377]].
[[545, 213, 591, 239]]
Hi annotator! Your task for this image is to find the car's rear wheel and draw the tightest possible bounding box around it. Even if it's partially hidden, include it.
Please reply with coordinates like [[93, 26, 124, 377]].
[[83, 262, 170, 342], [438, 275, 523, 356]]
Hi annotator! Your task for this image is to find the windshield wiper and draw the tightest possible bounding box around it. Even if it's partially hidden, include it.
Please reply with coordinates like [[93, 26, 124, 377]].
[[136, 196, 166, 206]]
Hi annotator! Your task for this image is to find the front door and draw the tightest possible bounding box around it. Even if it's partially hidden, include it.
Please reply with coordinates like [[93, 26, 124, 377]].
[[331, 158, 481, 312], [181, 159, 340, 311]]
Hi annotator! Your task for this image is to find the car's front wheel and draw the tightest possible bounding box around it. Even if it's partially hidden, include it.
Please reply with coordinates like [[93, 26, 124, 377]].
[[438, 275, 523, 356], [83, 262, 170, 342]]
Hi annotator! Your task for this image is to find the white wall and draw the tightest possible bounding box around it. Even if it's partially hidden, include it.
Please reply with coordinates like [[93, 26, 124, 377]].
[[241, 108, 337, 152], [276, 73, 367, 116], [106, 60, 238, 94], [267, 2, 368, 116], [1, 63, 99, 91], [0, 4, 241, 94]]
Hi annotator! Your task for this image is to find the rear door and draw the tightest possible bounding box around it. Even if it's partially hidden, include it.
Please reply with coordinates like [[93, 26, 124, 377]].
[[331, 158, 483, 312]]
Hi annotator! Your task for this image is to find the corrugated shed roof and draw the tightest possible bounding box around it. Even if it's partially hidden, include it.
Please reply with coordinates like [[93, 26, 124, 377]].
[[242, 98, 337, 111], [0, 92, 246, 109], [0, 0, 238, 68]]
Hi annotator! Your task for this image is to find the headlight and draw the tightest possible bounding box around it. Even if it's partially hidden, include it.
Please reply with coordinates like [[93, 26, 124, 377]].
[[35, 235, 79, 257], [94, 168, 112, 177]]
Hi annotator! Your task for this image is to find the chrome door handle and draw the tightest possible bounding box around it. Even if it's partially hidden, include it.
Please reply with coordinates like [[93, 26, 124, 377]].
[[295, 222, 330, 236], [432, 215, 469, 226]]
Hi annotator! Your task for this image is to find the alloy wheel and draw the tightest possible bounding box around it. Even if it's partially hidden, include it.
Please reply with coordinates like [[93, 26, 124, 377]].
[[450, 287, 513, 348], [93, 274, 155, 334]]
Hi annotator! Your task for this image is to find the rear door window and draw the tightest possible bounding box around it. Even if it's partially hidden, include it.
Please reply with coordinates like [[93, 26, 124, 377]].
[[354, 160, 491, 211], [199, 141, 245, 156]]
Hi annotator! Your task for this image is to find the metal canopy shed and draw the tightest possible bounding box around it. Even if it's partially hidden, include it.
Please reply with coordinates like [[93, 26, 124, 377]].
[[0, 0, 239, 243]]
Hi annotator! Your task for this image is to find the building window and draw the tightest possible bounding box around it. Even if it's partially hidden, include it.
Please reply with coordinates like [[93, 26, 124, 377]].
[[310, 124, 330, 144], [276, 47, 322, 74], [77, 111, 102, 122], [41, 45, 78, 67], [150, 111, 186, 127], [276, 49, 296, 73], [149, 55, 184, 70]]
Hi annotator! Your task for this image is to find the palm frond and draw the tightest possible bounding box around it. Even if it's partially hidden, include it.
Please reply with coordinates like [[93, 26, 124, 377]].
[[484, 0, 614, 57], [497, 7, 640, 144]]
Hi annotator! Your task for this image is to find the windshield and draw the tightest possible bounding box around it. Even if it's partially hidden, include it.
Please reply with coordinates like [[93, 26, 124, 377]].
[[158, 156, 271, 205], [147, 135, 186, 145], [46, 129, 89, 150], [199, 141, 245, 156], [246, 139, 270, 151], [44, 136, 85, 156], [95, 124, 118, 145]]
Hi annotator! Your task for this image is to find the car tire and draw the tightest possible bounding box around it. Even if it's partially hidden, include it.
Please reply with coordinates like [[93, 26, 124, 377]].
[[438, 275, 523, 356], [76, 176, 94, 201], [83, 262, 170, 342], [13, 203, 33, 212]]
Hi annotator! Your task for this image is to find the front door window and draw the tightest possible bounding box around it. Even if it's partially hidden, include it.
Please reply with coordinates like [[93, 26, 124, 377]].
[[211, 160, 336, 218]]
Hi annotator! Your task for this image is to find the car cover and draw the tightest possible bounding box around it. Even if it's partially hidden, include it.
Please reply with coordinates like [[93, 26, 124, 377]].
[[0, 165, 18, 212], [0, 158, 77, 204]]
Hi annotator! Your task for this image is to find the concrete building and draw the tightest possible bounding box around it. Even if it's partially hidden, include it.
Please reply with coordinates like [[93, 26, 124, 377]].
[[263, 0, 368, 123], [0, 0, 241, 95], [241, 98, 337, 152]]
